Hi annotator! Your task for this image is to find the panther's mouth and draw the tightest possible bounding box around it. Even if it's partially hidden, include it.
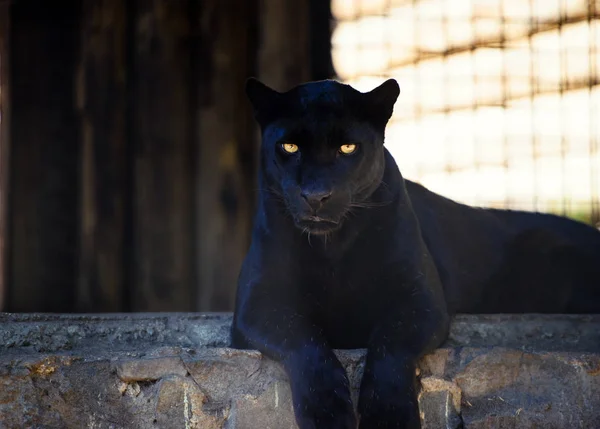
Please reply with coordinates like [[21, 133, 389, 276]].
[[295, 216, 341, 235]]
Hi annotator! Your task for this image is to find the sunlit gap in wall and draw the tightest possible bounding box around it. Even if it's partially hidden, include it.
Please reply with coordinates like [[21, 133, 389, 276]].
[[332, 0, 600, 226]]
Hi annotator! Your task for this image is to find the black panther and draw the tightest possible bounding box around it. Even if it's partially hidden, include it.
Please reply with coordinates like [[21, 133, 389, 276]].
[[231, 77, 600, 429]]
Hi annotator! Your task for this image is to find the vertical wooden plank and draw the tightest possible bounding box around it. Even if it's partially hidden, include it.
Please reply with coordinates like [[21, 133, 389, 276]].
[[7, 0, 81, 312], [131, 0, 195, 311], [195, 0, 259, 311], [0, 2, 10, 311], [76, 0, 128, 312], [258, 0, 311, 89], [309, 0, 334, 81]]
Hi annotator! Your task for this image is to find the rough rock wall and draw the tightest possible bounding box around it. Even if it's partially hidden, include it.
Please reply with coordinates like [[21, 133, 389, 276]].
[[1, 313, 599, 428]]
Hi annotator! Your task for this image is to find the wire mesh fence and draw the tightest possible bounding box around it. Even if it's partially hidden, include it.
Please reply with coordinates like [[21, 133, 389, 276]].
[[332, 0, 600, 226]]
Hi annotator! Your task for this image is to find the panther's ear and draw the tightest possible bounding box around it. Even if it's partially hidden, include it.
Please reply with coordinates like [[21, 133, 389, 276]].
[[362, 79, 400, 126], [245, 78, 283, 126]]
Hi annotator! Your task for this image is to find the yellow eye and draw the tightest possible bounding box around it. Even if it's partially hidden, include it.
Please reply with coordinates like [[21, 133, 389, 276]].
[[282, 143, 299, 154], [339, 144, 357, 155]]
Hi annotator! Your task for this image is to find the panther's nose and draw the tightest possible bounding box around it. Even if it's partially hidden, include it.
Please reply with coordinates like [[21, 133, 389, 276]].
[[300, 189, 332, 211]]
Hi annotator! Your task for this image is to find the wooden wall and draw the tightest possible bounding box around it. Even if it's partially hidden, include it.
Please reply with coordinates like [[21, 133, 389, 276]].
[[0, 0, 319, 312], [8, 0, 81, 312], [0, 0, 10, 312]]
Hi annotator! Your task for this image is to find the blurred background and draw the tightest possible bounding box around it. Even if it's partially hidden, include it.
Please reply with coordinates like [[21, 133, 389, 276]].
[[0, 0, 598, 313]]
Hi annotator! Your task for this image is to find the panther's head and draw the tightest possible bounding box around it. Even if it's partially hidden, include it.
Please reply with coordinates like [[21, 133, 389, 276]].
[[247, 78, 400, 235]]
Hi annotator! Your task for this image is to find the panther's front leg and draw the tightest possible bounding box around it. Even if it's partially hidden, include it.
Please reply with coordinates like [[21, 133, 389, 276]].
[[234, 312, 356, 429], [232, 276, 357, 429], [358, 348, 422, 429], [357, 265, 449, 429], [285, 343, 357, 429], [358, 322, 447, 428]]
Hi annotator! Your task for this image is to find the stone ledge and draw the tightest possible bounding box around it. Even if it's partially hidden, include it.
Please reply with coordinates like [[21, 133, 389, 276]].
[[1, 313, 599, 428], [2, 313, 599, 355]]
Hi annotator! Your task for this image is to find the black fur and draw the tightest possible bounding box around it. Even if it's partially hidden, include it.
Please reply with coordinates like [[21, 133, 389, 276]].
[[231, 78, 600, 429]]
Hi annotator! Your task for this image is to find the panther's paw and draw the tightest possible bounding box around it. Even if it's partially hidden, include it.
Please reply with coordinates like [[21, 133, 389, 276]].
[[289, 357, 357, 429], [358, 402, 421, 429]]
